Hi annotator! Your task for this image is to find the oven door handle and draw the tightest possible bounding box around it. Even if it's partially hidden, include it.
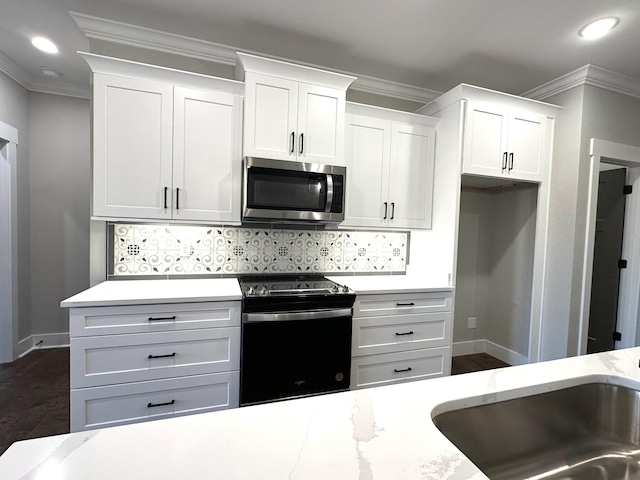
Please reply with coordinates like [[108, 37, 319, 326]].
[[243, 308, 352, 322]]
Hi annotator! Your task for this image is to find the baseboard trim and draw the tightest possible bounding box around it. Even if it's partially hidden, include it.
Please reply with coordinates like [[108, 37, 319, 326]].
[[453, 339, 528, 366], [18, 333, 70, 358]]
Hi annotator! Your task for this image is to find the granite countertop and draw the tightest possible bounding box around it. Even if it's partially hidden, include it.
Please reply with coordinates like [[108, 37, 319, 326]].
[[60, 276, 453, 308], [60, 278, 242, 308], [2, 347, 639, 479]]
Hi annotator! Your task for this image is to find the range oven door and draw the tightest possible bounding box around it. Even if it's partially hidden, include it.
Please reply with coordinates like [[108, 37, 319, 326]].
[[240, 308, 352, 406], [242, 157, 345, 223]]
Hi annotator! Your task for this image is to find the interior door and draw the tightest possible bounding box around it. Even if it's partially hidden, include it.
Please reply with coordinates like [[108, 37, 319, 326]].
[[587, 167, 627, 353]]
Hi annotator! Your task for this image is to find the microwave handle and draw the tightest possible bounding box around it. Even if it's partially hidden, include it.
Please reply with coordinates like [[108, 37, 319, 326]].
[[325, 174, 334, 213]]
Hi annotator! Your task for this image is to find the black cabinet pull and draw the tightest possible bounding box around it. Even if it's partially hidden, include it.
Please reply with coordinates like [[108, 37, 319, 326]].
[[393, 367, 413, 373], [147, 399, 175, 408], [396, 302, 415, 307], [163, 186, 168, 209], [395, 331, 414, 336], [299, 133, 304, 154], [176, 188, 180, 210], [148, 316, 176, 322], [508, 152, 514, 171], [383, 202, 388, 219], [148, 352, 176, 359], [290, 132, 295, 153], [390, 202, 395, 220], [502, 152, 508, 171]]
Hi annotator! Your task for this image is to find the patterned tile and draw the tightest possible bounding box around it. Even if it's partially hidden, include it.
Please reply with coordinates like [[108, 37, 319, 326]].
[[111, 224, 408, 276]]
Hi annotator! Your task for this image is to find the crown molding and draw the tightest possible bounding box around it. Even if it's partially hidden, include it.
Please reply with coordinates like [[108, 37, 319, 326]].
[[0, 50, 89, 99], [70, 12, 439, 105], [522, 64, 640, 101]]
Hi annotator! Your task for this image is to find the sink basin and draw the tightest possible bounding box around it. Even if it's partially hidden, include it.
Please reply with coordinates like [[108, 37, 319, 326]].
[[433, 382, 640, 480]]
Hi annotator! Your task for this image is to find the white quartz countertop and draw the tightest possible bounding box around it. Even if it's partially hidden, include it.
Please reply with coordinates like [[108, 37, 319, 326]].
[[328, 274, 454, 294], [3, 347, 640, 480], [60, 278, 242, 307]]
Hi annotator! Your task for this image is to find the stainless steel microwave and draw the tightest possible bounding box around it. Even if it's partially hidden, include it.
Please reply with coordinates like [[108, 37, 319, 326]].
[[242, 157, 346, 223]]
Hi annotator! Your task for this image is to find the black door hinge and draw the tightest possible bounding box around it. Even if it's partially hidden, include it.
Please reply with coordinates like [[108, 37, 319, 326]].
[[624, 185, 633, 195], [618, 259, 628, 269], [613, 331, 622, 342]]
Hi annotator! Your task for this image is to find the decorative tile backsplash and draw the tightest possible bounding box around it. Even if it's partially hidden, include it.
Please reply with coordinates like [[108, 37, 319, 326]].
[[111, 224, 408, 276]]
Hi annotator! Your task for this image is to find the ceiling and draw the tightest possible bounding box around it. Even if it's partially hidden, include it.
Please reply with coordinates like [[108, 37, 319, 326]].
[[2, 0, 639, 100]]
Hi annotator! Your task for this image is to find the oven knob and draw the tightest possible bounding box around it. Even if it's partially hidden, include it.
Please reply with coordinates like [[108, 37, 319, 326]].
[[259, 287, 268, 296], [341, 285, 350, 293], [331, 285, 340, 293], [247, 287, 255, 296]]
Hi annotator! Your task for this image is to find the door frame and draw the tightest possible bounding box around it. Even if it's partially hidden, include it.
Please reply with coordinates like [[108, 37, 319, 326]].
[[0, 120, 19, 363], [579, 139, 640, 354]]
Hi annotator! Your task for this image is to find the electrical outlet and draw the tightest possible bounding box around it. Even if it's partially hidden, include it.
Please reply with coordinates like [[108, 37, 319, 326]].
[[467, 317, 477, 329]]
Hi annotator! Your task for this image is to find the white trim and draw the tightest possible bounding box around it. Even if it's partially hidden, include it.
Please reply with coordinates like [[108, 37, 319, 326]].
[[452, 339, 528, 366], [579, 139, 640, 354], [70, 11, 440, 104], [17, 333, 70, 358], [523, 64, 640, 101]]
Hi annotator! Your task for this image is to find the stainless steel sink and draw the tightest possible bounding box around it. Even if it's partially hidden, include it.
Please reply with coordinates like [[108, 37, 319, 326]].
[[433, 383, 640, 480]]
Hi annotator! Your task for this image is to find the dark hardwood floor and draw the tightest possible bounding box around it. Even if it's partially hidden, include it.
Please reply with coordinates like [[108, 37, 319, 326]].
[[451, 352, 510, 375], [0, 348, 508, 456], [0, 348, 70, 455]]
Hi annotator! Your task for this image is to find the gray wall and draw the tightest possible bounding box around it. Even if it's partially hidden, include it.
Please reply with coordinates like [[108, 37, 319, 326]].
[[454, 184, 537, 358], [0, 71, 31, 341], [28, 93, 90, 337]]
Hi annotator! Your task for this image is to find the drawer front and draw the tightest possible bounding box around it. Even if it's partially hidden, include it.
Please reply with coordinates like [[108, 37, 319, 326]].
[[69, 301, 240, 337], [350, 347, 450, 390], [70, 371, 239, 432], [352, 312, 451, 356], [353, 292, 453, 318], [71, 328, 240, 388]]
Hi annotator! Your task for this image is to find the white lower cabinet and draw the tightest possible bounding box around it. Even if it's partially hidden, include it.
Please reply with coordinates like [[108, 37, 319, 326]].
[[350, 291, 453, 390], [69, 302, 241, 432]]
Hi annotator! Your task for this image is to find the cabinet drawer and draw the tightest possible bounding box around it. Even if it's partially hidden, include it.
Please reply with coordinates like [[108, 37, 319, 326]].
[[354, 292, 453, 318], [352, 312, 451, 356], [69, 302, 240, 337], [71, 328, 240, 388], [350, 347, 450, 389], [70, 371, 239, 432]]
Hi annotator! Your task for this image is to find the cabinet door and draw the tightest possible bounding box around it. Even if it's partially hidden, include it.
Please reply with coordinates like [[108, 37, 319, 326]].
[[173, 87, 242, 223], [243, 72, 298, 161], [506, 110, 547, 182], [342, 114, 390, 228], [388, 122, 435, 229], [297, 83, 345, 165], [93, 74, 173, 219], [462, 101, 509, 178]]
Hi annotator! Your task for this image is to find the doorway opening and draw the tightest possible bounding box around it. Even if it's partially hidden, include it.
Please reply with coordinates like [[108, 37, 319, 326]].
[[580, 139, 640, 354]]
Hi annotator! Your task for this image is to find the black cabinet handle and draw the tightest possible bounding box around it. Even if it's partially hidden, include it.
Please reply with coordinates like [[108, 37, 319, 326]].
[[176, 188, 180, 210], [393, 367, 413, 373], [163, 186, 168, 209], [383, 202, 388, 219], [290, 132, 295, 153], [299, 133, 304, 154], [148, 316, 176, 322], [147, 399, 175, 408], [395, 331, 414, 336], [390, 202, 395, 220], [502, 152, 508, 171], [396, 302, 415, 307], [148, 352, 176, 359], [508, 152, 514, 171]]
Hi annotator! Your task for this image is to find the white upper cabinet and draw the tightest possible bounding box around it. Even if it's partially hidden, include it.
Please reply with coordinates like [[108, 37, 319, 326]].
[[84, 54, 244, 224], [342, 103, 438, 230], [237, 53, 355, 165], [463, 101, 548, 182]]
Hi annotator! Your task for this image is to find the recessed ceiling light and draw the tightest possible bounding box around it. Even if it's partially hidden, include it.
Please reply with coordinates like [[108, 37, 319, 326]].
[[579, 17, 619, 39], [41, 67, 61, 79], [31, 36, 59, 54]]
